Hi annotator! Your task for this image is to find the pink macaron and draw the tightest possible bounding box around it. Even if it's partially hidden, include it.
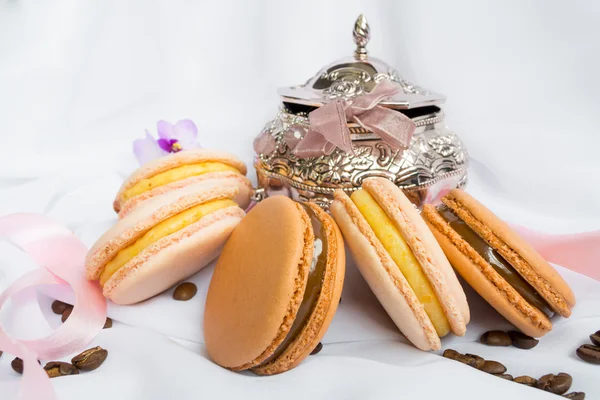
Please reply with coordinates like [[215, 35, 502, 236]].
[[114, 148, 253, 219], [86, 181, 244, 304]]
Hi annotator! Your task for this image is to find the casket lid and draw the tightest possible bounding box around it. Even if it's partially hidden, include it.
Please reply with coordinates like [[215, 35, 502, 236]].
[[277, 14, 446, 110]]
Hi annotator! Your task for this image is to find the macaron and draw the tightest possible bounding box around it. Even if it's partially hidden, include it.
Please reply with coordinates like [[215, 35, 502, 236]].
[[330, 177, 470, 351], [86, 182, 244, 305], [204, 195, 345, 375], [114, 148, 253, 218], [422, 189, 576, 337]]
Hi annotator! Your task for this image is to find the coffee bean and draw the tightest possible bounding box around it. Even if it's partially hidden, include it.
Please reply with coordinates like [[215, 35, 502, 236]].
[[514, 376, 537, 386], [104, 318, 112, 329], [563, 392, 585, 400], [496, 374, 513, 381], [310, 342, 323, 355], [481, 360, 506, 374], [480, 330, 511, 346], [11, 358, 23, 374], [173, 282, 197, 301], [51, 300, 70, 315], [576, 344, 600, 364], [44, 361, 79, 378], [71, 346, 108, 371], [461, 353, 485, 369], [536, 373, 572, 395], [508, 330, 539, 349], [61, 307, 72, 323], [0, 350, 3, 358], [590, 330, 600, 346], [442, 350, 484, 369]]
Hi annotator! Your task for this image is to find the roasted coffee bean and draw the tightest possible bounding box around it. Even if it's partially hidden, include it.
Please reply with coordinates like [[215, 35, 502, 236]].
[[563, 392, 585, 400], [44, 361, 79, 378], [173, 282, 197, 301], [11, 357, 24, 374], [442, 350, 484, 369], [51, 300, 70, 315], [576, 344, 600, 364], [0, 350, 3, 358], [480, 330, 511, 346], [590, 330, 600, 346], [481, 360, 506, 374], [536, 373, 572, 395], [508, 330, 539, 349], [514, 376, 537, 386], [72, 346, 108, 371], [496, 373, 513, 381], [310, 342, 323, 355], [104, 318, 112, 329], [61, 307, 72, 323]]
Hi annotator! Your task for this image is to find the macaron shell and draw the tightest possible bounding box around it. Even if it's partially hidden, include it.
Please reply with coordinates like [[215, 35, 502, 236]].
[[331, 190, 440, 351], [444, 189, 575, 317], [86, 183, 238, 280], [362, 178, 469, 336], [114, 149, 248, 212], [422, 205, 550, 337], [204, 196, 313, 370], [104, 206, 244, 305], [252, 202, 345, 375], [117, 172, 253, 219]]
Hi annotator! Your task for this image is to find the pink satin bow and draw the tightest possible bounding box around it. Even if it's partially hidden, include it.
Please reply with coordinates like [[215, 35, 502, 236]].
[[0, 214, 107, 400], [253, 80, 416, 158], [293, 80, 415, 158]]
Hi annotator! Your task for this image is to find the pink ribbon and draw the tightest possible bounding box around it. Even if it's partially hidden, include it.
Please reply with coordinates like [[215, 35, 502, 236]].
[[513, 225, 600, 281], [0, 214, 107, 400], [253, 80, 416, 158], [293, 80, 416, 158]]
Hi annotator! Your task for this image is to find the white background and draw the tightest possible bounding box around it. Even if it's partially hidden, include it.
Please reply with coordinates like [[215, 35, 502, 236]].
[[0, 1, 599, 399]]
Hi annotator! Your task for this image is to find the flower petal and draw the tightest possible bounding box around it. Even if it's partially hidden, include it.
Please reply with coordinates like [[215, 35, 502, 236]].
[[157, 120, 174, 140], [133, 131, 168, 165], [171, 119, 199, 149], [157, 138, 173, 153]]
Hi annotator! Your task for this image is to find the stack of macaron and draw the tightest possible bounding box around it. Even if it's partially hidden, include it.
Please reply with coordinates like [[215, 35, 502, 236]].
[[85, 149, 253, 304]]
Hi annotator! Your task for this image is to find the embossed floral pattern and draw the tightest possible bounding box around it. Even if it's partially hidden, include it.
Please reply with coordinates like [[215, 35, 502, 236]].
[[428, 135, 456, 157]]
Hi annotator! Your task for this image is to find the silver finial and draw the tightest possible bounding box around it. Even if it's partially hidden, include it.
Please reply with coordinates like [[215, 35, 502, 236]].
[[353, 14, 370, 60]]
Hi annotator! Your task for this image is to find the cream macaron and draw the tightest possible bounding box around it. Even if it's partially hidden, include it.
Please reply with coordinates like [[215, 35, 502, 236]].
[[422, 189, 575, 337], [204, 196, 345, 375], [331, 177, 470, 351], [114, 149, 253, 218], [86, 181, 244, 304]]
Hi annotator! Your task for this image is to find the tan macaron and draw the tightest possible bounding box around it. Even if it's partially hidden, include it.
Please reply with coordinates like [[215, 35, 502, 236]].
[[330, 178, 470, 351], [86, 181, 244, 305], [114, 149, 253, 218], [204, 196, 345, 375], [422, 189, 575, 337]]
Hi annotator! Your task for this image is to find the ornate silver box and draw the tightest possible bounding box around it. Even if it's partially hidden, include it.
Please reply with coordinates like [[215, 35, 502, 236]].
[[254, 15, 468, 209]]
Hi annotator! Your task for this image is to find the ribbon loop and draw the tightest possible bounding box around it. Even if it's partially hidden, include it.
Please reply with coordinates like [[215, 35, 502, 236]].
[[292, 80, 416, 158]]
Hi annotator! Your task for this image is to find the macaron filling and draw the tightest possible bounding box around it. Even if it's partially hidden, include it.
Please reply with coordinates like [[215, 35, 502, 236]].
[[255, 205, 327, 367], [436, 204, 554, 318], [99, 199, 237, 285], [351, 189, 450, 337], [123, 162, 240, 201]]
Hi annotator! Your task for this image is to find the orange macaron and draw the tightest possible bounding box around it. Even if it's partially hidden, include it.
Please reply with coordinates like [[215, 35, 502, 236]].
[[86, 181, 244, 304], [204, 196, 345, 375], [422, 189, 575, 337], [113, 148, 253, 218]]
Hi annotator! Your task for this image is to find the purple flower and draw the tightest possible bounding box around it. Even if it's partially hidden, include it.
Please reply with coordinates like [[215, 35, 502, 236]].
[[133, 119, 199, 165]]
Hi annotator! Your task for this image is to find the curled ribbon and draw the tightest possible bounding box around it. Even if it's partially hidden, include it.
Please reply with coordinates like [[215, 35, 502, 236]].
[[253, 80, 416, 159], [0, 214, 107, 400]]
